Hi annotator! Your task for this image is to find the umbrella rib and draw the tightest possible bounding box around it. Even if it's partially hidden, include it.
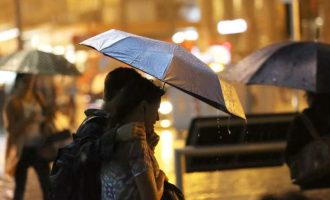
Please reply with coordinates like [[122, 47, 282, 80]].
[[161, 46, 177, 79]]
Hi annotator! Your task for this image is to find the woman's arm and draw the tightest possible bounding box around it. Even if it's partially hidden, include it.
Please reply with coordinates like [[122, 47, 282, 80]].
[[127, 137, 165, 200], [5, 97, 31, 136], [135, 169, 165, 200]]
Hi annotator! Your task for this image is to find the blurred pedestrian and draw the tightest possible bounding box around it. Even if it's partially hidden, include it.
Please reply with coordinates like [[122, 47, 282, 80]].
[[4, 74, 51, 200], [285, 91, 330, 189]]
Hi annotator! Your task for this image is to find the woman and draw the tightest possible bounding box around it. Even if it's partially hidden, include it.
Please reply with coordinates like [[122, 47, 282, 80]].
[[4, 74, 51, 200], [101, 77, 166, 200]]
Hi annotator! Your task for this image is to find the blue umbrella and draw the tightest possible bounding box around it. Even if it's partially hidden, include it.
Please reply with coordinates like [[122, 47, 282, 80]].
[[80, 29, 245, 119]]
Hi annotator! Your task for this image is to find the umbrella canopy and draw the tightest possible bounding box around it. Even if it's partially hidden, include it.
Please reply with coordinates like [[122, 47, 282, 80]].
[[221, 41, 330, 93], [0, 49, 80, 75], [81, 29, 245, 119]]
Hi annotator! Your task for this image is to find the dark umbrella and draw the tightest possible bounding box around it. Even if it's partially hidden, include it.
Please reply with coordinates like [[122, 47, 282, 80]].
[[0, 49, 80, 75], [221, 41, 330, 93]]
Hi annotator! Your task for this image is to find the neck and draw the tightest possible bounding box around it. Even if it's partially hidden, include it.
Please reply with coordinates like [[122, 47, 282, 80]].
[[121, 110, 144, 124], [102, 100, 116, 114]]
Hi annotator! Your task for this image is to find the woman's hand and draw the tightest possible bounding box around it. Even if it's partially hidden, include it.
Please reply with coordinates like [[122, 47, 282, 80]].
[[147, 132, 160, 151], [156, 170, 166, 192]]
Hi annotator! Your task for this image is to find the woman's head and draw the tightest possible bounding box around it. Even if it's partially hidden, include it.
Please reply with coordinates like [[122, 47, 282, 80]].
[[103, 67, 143, 102], [12, 74, 36, 97], [110, 77, 165, 135], [306, 91, 330, 108]]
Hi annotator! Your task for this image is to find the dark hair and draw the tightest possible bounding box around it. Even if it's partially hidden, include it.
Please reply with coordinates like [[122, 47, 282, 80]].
[[104, 67, 142, 101], [13, 73, 33, 89], [110, 77, 165, 126], [306, 91, 330, 107]]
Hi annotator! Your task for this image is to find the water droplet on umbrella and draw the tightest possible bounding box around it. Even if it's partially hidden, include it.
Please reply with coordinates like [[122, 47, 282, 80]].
[[303, 79, 309, 86]]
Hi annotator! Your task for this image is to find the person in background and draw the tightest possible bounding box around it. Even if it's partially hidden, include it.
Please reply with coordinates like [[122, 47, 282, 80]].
[[285, 92, 330, 189], [4, 74, 51, 200]]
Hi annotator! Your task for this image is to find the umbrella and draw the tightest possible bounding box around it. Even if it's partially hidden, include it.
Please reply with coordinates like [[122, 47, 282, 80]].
[[220, 41, 330, 93], [80, 29, 245, 119], [0, 49, 80, 75]]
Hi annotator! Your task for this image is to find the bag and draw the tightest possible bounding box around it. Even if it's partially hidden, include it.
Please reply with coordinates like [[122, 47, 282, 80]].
[[161, 181, 185, 200], [289, 113, 330, 187], [49, 113, 108, 200]]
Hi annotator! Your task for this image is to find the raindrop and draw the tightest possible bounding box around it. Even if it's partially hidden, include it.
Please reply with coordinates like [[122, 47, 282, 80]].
[[272, 77, 277, 82], [226, 116, 232, 135], [303, 79, 309, 86], [197, 133, 200, 137], [219, 136, 223, 139]]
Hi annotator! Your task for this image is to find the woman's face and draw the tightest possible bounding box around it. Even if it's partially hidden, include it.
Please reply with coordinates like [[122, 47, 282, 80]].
[[16, 75, 35, 96], [144, 100, 160, 136]]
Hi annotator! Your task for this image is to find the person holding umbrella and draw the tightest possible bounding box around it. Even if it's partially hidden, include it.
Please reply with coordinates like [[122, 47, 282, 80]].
[[100, 76, 167, 200], [4, 74, 52, 200], [285, 91, 330, 189], [49, 67, 165, 200]]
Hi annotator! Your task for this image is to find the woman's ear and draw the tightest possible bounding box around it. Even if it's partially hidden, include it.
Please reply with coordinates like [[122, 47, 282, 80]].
[[138, 100, 148, 113]]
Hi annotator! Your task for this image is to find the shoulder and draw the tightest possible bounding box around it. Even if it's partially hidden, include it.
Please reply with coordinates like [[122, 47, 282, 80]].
[[76, 117, 107, 138], [5, 96, 22, 117]]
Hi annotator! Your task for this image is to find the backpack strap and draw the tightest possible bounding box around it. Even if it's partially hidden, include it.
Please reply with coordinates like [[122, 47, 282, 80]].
[[73, 115, 108, 140], [300, 113, 321, 140]]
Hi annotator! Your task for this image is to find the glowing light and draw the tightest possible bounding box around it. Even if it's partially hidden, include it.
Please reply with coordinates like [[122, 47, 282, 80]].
[[208, 45, 231, 64], [65, 48, 76, 64], [30, 36, 40, 48], [160, 130, 173, 163], [160, 119, 171, 128], [0, 28, 19, 42], [0, 71, 17, 85], [37, 44, 53, 53], [159, 101, 173, 115], [53, 46, 65, 55], [172, 32, 185, 44], [172, 29, 199, 43], [184, 29, 199, 41], [209, 62, 225, 73], [315, 17, 324, 26], [217, 19, 248, 35], [191, 44, 231, 65]]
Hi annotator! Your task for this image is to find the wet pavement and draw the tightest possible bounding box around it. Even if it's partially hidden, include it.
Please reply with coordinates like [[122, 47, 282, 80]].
[[0, 131, 329, 200]]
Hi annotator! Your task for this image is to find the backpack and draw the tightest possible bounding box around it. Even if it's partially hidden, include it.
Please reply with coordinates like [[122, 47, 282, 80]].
[[49, 109, 110, 200]]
